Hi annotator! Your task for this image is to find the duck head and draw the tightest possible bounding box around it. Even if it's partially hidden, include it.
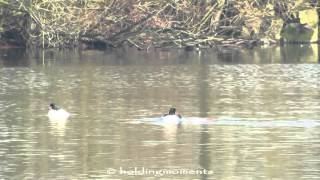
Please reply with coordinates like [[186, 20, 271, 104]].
[[168, 107, 176, 115], [49, 103, 59, 110]]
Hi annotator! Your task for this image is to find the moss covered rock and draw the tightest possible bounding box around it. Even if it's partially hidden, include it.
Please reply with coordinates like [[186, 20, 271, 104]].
[[281, 9, 318, 43]]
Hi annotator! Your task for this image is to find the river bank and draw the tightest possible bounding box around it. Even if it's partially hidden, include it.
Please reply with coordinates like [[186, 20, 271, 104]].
[[0, 1, 319, 50]]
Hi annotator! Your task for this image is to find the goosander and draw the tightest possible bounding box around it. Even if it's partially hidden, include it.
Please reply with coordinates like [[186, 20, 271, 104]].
[[162, 107, 182, 125], [48, 103, 70, 120]]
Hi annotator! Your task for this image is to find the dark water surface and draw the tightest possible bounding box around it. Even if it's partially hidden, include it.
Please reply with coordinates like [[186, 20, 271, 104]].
[[0, 45, 319, 179]]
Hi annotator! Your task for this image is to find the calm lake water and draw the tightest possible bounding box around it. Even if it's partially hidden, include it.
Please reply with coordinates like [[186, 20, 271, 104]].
[[0, 45, 319, 179]]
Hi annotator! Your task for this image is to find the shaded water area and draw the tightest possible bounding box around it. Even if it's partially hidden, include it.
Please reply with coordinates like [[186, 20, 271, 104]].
[[0, 45, 319, 179]]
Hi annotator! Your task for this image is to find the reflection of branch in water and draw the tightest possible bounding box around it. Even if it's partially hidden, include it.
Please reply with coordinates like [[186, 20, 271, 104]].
[[198, 55, 210, 118], [198, 125, 211, 180], [198, 60, 212, 179]]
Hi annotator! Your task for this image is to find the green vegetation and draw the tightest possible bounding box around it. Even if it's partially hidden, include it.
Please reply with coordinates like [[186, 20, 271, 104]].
[[0, 0, 319, 49]]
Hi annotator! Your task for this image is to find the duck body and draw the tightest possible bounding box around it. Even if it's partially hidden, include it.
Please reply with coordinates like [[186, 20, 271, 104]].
[[160, 107, 183, 125], [48, 103, 70, 120], [161, 115, 182, 125]]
